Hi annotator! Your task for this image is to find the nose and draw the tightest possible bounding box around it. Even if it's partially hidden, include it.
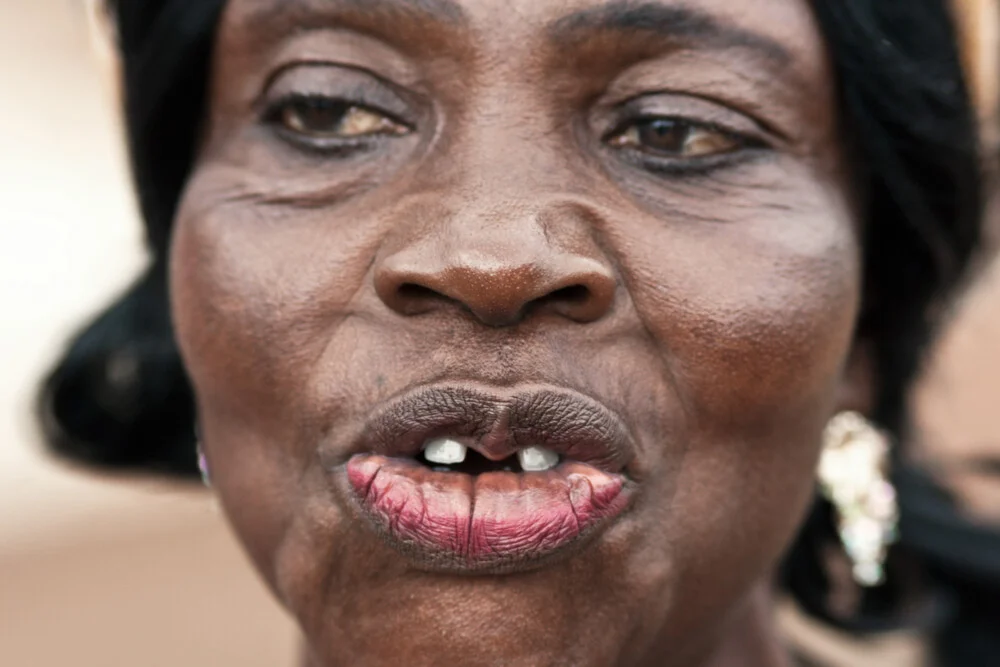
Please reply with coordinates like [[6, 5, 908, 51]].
[[374, 207, 616, 327]]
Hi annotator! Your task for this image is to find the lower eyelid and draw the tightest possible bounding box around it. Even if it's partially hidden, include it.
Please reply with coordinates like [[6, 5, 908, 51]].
[[269, 127, 380, 158], [614, 144, 773, 178], [262, 107, 414, 154]]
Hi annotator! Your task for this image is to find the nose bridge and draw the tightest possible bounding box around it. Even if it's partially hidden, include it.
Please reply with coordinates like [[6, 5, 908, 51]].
[[445, 73, 575, 204], [444, 193, 550, 266], [404, 102, 592, 273], [430, 104, 581, 260]]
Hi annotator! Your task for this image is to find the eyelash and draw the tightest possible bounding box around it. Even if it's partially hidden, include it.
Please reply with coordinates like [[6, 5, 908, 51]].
[[603, 114, 768, 176]]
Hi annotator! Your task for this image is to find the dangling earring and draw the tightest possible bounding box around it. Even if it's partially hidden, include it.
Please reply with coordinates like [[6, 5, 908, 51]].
[[194, 421, 211, 488], [195, 420, 211, 488], [818, 411, 899, 587], [197, 445, 212, 488]]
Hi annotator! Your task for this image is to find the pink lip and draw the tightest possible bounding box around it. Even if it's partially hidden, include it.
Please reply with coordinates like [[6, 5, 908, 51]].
[[347, 455, 631, 571], [333, 384, 637, 571]]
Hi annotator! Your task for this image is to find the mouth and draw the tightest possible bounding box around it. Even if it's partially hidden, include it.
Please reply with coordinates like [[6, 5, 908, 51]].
[[338, 385, 636, 573]]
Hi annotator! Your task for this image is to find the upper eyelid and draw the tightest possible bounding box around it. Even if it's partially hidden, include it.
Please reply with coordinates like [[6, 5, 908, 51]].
[[253, 60, 421, 117]]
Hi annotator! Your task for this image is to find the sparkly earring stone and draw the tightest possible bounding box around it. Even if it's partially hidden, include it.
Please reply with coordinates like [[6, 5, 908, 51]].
[[197, 447, 211, 488], [818, 411, 899, 587]]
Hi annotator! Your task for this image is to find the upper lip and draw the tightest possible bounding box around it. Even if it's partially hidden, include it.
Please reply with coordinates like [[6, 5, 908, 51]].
[[358, 384, 635, 474]]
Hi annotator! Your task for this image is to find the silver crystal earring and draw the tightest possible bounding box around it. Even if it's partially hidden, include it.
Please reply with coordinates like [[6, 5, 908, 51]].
[[197, 444, 211, 488], [194, 420, 211, 488], [818, 411, 900, 587]]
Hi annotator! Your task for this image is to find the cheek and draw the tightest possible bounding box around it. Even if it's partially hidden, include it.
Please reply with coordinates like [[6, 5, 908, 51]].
[[170, 166, 383, 412], [621, 175, 861, 610], [168, 171, 383, 595], [622, 169, 862, 419]]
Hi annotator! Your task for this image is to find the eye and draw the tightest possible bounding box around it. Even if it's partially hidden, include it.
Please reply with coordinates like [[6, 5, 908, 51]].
[[607, 118, 742, 158], [275, 95, 410, 140]]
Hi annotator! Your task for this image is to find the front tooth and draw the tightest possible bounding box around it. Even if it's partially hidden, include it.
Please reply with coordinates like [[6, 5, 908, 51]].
[[518, 446, 559, 472], [424, 438, 467, 465]]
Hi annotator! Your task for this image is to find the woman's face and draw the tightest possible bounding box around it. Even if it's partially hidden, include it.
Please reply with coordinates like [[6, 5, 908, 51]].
[[171, 0, 862, 664]]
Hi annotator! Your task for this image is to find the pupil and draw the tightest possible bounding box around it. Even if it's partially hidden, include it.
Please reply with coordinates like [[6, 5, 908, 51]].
[[638, 119, 687, 153]]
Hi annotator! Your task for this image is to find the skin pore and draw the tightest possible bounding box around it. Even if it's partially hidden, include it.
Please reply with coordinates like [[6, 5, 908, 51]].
[[169, 0, 867, 665]]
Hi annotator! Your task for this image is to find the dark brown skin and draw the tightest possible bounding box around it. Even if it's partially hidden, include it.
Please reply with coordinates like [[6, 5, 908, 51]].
[[169, 1, 869, 665]]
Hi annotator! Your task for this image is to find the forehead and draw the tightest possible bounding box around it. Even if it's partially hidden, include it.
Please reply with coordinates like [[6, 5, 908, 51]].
[[220, 0, 827, 77]]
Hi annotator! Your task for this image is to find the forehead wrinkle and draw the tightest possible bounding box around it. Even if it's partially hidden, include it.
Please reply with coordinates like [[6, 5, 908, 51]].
[[549, 0, 793, 67]]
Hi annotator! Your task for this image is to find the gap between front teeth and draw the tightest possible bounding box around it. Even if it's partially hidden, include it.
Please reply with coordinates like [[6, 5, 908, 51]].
[[424, 438, 467, 465], [518, 446, 560, 472]]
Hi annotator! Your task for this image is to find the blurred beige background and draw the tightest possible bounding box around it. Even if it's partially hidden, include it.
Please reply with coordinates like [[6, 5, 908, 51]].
[[0, 2, 995, 667]]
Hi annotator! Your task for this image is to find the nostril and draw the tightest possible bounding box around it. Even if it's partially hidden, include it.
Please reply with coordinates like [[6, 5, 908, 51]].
[[398, 283, 442, 301], [392, 282, 457, 315], [376, 255, 616, 325], [545, 285, 591, 305], [530, 284, 592, 313], [528, 280, 612, 323]]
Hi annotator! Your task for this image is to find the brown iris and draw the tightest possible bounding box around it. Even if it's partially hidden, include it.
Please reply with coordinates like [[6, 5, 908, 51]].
[[280, 97, 409, 139], [609, 118, 739, 158]]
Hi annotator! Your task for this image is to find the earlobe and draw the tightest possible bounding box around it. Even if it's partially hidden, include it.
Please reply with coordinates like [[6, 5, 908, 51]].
[[825, 341, 900, 589], [836, 339, 876, 416]]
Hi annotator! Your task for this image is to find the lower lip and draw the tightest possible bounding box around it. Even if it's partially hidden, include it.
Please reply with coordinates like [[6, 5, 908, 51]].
[[345, 455, 631, 571]]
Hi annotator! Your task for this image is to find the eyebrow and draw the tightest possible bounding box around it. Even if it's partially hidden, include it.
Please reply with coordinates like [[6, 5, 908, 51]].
[[246, 0, 467, 30], [549, 1, 793, 66], [245, 0, 792, 73]]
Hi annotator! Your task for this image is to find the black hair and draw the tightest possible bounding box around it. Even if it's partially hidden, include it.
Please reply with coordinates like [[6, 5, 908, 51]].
[[40, 0, 999, 663]]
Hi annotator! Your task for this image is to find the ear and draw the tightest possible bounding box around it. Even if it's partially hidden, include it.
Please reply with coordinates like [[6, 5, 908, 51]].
[[836, 337, 876, 416]]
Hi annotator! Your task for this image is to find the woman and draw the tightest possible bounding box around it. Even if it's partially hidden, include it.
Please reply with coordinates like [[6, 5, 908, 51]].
[[41, 0, 999, 665]]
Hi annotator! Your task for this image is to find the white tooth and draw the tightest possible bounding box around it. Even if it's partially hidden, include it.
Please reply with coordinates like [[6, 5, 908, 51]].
[[423, 438, 467, 465], [518, 446, 560, 472]]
